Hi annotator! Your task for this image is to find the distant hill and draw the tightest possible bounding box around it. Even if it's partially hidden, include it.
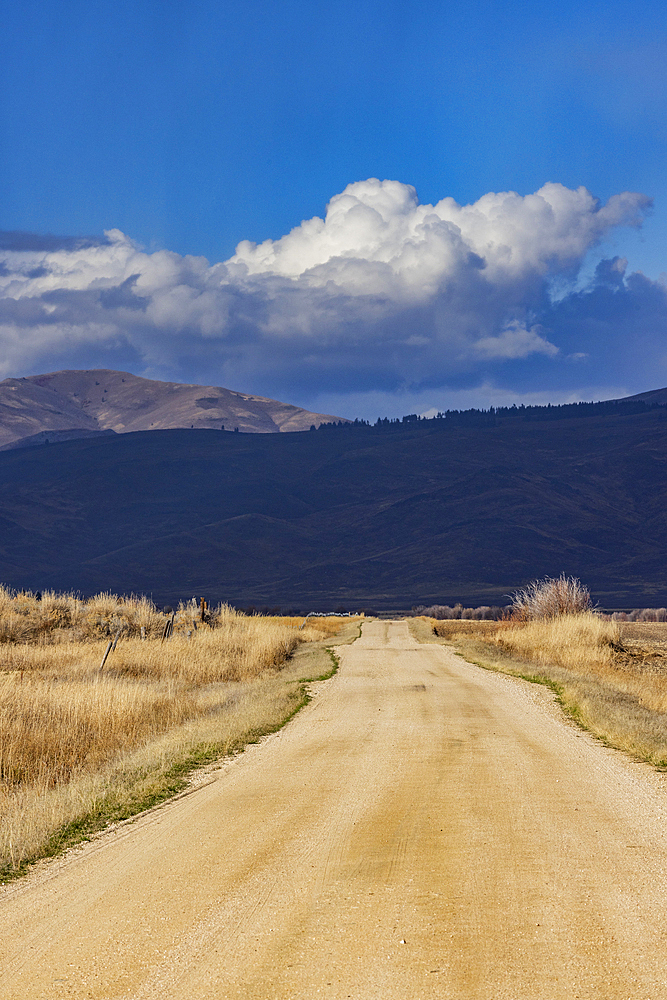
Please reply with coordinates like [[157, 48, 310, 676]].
[[0, 369, 347, 449], [620, 386, 667, 407], [1, 402, 667, 610]]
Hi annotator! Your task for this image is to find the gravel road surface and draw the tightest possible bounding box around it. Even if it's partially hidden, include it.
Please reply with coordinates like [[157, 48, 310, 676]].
[[2, 620, 667, 999]]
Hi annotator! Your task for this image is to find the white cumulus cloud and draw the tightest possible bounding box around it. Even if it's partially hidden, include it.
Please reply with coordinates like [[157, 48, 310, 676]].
[[230, 179, 645, 293], [0, 178, 656, 412]]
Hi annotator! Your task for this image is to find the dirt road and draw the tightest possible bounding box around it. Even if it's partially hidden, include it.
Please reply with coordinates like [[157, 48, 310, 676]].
[[3, 620, 667, 999]]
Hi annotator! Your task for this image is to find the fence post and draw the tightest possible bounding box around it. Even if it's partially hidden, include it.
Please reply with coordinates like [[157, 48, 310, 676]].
[[161, 612, 175, 644], [99, 640, 113, 672]]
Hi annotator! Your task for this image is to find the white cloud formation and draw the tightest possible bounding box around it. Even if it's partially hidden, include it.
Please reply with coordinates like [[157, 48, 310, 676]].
[[0, 179, 655, 408], [231, 179, 645, 291]]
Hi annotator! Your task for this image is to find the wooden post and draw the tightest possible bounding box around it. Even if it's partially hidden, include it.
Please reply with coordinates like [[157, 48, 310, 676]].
[[161, 613, 175, 643], [140, 625, 146, 641], [99, 640, 113, 672], [200, 597, 206, 622]]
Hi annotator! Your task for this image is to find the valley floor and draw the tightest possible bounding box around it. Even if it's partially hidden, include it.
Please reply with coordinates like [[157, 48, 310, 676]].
[[2, 620, 667, 998]]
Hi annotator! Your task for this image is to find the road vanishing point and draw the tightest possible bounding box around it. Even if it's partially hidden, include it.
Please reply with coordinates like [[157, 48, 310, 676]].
[[2, 620, 667, 998]]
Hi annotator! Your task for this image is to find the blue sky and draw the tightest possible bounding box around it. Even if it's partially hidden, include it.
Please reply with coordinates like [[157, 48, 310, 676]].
[[2, 0, 667, 418]]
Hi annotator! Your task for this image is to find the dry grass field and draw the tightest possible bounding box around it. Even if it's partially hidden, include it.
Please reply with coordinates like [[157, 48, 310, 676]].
[[0, 587, 357, 880], [420, 613, 667, 767], [430, 619, 506, 640]]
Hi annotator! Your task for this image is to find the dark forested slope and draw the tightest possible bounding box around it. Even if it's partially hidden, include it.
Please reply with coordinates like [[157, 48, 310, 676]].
[[1, 404, 666, 609]]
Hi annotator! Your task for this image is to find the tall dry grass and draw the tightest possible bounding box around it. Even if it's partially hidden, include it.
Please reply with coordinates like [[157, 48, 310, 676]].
[[436, 611, 667, 766], [0, 586, 167, 644], [496, 612, 667, 716], [0, 590, 356, 877], [496, 612, 617, 674]]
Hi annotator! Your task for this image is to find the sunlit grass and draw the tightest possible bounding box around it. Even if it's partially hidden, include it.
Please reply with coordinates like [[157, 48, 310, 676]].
[[0, 587, 356, 878], [429, 612, 667, 768]]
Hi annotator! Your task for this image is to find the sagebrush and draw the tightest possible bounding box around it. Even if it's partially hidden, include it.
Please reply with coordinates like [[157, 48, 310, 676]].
[[510, 574, 592, 620]]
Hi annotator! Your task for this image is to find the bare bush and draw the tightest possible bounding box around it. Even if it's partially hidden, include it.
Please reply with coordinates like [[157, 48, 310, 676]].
[[510, 574, 592, 621], [412, 604, 503, 620], [610, 608, 667, 622]]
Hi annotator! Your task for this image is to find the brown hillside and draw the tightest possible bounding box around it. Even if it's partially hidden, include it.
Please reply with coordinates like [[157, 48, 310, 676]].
[[0, 369, 347, 448]]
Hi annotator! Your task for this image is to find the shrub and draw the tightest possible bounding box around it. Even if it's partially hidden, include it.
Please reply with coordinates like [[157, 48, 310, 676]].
[[510, 574, 592, 621], [412, 603, 504, 620], [610, 608, 667, 622]]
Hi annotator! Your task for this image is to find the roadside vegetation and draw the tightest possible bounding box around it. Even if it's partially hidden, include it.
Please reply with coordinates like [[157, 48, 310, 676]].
[[417, 575, 667, 769], [0, 587, 358, 880], [412, 603, 504, 620]]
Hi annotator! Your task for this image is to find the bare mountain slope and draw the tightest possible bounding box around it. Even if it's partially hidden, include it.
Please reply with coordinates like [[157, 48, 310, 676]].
[[0, 369, 346, 448]]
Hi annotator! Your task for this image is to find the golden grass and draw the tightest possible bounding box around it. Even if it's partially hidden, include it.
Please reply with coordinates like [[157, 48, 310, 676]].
[[268, 615, 360, 636], [0, 673, 304, 877], [0, 590, 359, 879], [0, 587, 166, 643], [430, 618, 506, 640], [496, 612, 618, 674], [425, 612, 667, 767]]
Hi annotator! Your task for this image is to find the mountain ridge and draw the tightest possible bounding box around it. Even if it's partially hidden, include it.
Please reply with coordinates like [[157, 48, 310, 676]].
[[0, 369, 347, 448]]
